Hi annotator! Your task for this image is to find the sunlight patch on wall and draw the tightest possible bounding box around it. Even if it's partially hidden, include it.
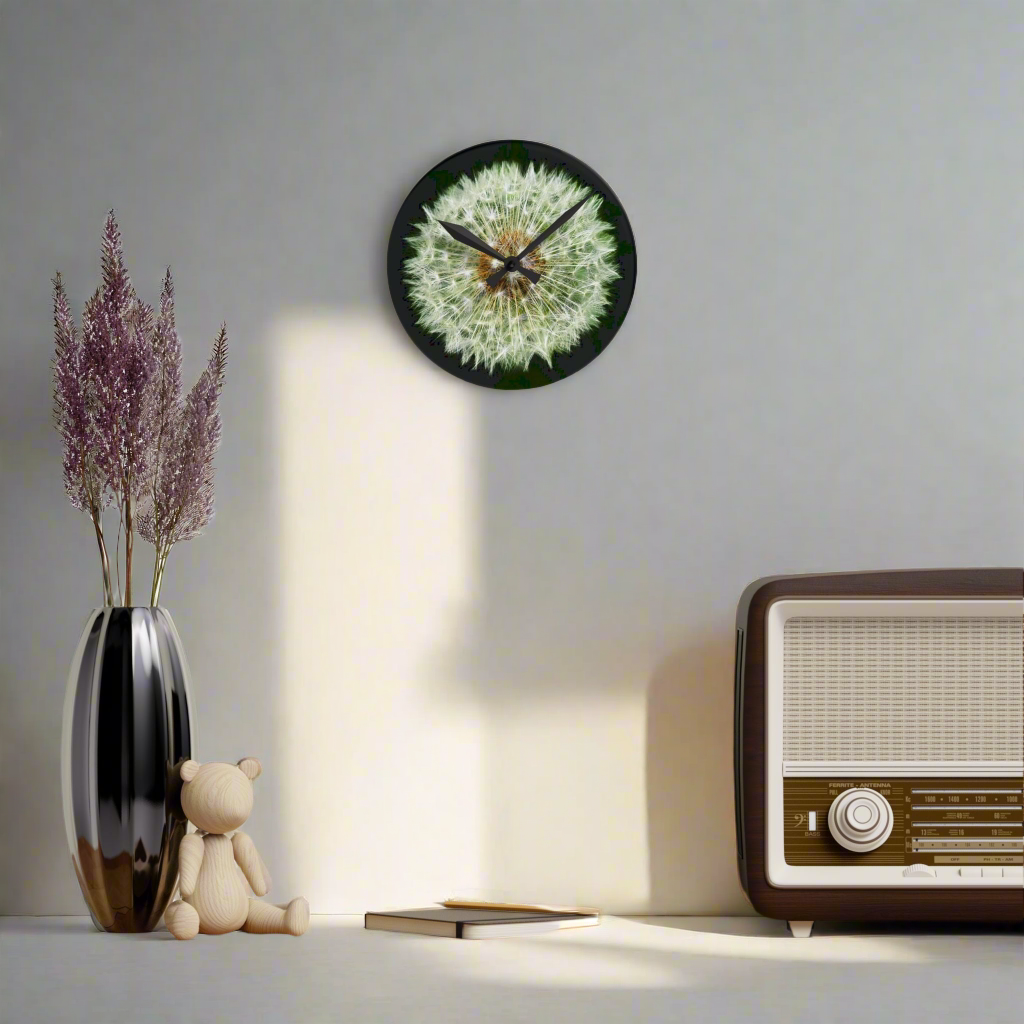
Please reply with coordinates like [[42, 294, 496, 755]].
[[274, 311, 483, 912], [483, 694, 651, 911]]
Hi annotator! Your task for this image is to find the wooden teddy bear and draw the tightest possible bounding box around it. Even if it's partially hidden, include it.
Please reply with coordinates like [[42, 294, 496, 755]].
[[164, 757, 309, 940]]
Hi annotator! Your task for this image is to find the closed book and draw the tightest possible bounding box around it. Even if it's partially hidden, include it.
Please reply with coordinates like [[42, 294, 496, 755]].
[[364, 906, 600, 939]]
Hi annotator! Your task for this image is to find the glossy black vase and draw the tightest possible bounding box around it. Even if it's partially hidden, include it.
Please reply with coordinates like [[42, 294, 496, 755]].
[[61, 607, 195, 932]]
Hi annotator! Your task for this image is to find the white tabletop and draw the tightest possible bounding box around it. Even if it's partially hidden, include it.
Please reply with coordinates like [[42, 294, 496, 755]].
[[2, 915, 1021, 1023]]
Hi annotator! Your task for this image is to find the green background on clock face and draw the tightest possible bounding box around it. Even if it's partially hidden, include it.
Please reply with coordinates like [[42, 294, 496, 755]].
[[388, 140, 637, 389]]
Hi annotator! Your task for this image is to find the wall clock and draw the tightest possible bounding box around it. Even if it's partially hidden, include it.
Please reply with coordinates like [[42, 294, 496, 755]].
[[387, 140, 636, 389]]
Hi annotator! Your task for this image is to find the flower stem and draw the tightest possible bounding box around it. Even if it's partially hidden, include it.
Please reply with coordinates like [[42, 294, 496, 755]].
[[81, 462, 113, 606], [91, 514, 114, 606], [114, 505, 123, 605], [150, 546, 160, 606], [124, 490, 134, 607], [151, 545, 170, 606]]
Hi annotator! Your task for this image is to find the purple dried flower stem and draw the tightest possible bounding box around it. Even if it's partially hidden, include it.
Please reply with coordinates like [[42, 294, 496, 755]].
[[52, 273, 114, 605], [124, 473, 135, 605], [151, 547, 171, 606], [146, 270, 182, 605], [55, 214, 227, 607], [87, 475, 114, 606], [148, 324, 227, 605], [78, 413, 116, 607], [114, 513, 123, 603], [82, 453, 115, 606], [88, 213, 159, 606]]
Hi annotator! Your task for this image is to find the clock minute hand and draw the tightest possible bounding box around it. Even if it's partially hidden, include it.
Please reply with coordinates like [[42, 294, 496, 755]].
[[439, 221, 540, 284], [517, 193, 592, 260], [486, 193, 592, 288]]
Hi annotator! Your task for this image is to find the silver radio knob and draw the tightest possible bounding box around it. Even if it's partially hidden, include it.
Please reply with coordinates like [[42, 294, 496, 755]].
[[828, 788, 894, 852]]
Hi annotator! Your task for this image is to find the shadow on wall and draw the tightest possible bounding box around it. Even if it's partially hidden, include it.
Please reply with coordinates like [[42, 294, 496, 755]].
[[646, 638, 749, 915], [269, 307, 753, 914]]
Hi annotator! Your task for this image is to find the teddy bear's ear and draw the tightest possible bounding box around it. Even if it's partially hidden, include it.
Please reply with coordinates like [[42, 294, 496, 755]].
[[180, 759, 201, 782], [237, 757, 262, 781]]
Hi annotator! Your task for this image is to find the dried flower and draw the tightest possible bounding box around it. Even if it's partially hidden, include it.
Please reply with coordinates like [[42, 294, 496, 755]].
[[151, 269, 183, 460], [138, 323, 228, 604], [52, 272, 113, 605], [53, 212, 228, 607], [83, 214, 157, 498], [137, 323, 227, 602], [173, 324, 228, 544], [135, 268, 183, 600], [75, 212, 161, 604]]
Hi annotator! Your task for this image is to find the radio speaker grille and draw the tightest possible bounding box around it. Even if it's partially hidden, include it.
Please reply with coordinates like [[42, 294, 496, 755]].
[[783, 616, 1023, 763]]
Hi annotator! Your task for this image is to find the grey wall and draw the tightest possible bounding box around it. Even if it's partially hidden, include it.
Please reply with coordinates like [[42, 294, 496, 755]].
[[1, 0, 1021, 915]]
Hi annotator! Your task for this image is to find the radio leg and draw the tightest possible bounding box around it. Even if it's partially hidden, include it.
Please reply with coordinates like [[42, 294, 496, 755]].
[[787, 920, 814, 938]]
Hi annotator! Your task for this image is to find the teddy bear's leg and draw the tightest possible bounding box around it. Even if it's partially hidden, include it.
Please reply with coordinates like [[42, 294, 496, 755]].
[[165, 900, 200, 940], [242, 897, 310, 936], [283, 897, 311, 936]]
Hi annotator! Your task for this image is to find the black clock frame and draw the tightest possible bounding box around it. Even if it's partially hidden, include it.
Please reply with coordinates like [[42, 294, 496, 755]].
[[387, 140, 637, 390]]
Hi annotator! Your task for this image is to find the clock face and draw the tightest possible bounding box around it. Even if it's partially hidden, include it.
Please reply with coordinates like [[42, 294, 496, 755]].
[[387, 140, 636, 389]]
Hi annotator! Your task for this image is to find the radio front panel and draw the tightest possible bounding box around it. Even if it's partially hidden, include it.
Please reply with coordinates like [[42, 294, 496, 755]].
[[783, 777, 1022, 873], [765, 598, 1023, 888]]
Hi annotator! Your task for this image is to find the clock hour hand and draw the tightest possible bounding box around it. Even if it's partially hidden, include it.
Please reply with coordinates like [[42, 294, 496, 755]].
[[486, 193, 592, 288], [439, 221, 540, 284]]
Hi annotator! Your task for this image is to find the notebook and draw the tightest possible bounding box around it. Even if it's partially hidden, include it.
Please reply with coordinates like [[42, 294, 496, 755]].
[[364, 906, 600, 939]]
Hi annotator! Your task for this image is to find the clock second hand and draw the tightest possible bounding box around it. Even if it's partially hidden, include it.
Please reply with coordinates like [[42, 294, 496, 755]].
[[438, 220, 540, 284], [486, 193, 592, 289]]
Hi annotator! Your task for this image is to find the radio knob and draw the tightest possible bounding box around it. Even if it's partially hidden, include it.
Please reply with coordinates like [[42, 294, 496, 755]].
[[903, 864, 936, 878], [827, 788, 894, 852]]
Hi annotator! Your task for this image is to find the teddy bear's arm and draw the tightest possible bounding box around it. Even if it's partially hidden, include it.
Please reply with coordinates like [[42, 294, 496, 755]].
[[231, 831, 271, 897], [178, 833, 205, 898]]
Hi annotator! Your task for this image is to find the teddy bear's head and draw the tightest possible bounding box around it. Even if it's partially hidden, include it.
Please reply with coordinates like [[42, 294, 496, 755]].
[[179, 757, 262, 834]]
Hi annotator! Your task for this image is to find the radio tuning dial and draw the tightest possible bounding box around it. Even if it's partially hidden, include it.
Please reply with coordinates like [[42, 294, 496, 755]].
[[827, 788, 894, 853]]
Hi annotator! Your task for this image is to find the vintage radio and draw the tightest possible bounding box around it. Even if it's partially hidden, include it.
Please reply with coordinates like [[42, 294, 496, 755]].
[[734, 569, 1022, 936]]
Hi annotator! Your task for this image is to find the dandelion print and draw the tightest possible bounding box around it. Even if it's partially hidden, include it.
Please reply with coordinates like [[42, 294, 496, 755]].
[[403, 161, 620, 374]]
